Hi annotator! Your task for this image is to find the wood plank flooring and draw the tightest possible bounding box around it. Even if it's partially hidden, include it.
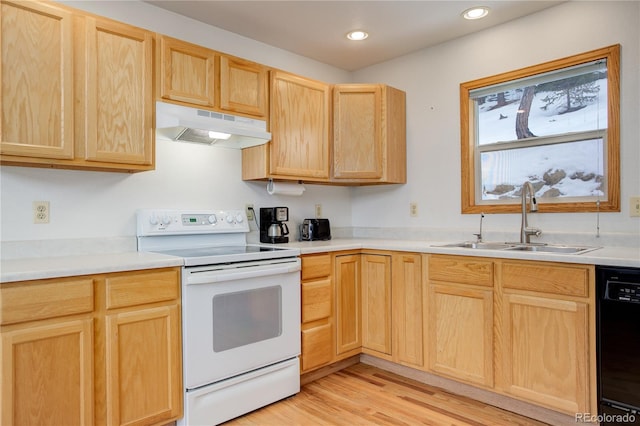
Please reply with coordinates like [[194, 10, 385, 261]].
[[224, 363, 549, 425]]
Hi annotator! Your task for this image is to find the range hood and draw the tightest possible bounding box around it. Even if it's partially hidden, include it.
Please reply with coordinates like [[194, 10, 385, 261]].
[[155, 101, 271, 149]]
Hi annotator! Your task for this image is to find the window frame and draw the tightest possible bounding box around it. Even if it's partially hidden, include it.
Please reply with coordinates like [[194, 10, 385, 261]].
[[460, 45, 620, 214]]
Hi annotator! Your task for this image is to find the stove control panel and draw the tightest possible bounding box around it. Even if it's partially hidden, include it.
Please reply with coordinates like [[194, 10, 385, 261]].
[[137, 209, 249, 236]]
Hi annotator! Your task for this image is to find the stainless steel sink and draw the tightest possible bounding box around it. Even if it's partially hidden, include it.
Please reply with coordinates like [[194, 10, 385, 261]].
[[438, 241, 515, 250], [503, 244, 599, 254], [436, 241, 600, 255]]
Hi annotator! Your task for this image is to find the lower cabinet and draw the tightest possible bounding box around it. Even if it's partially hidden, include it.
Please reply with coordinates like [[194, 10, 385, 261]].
[[496, 260, 594, 414], [426, 255, 494, 388], [334, 253, 362, 357], [361, 254, 392, 356], [300, 254, 334, 373], [0, 268, 183, 426], [392, 253, 423, 368]]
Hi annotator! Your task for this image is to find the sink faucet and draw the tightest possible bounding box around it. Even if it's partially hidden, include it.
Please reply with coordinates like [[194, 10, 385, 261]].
[[473, 212, 484, 242], [520, 181, 542, 243]]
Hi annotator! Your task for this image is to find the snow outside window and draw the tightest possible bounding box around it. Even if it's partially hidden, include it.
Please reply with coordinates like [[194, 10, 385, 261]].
[[460, 45, 620, 214]]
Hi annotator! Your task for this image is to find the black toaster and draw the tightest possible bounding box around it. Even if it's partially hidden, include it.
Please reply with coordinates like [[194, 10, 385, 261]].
[[301, 218, 331, 241]]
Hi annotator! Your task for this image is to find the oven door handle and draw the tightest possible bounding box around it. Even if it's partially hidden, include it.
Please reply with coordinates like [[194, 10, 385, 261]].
[[186, 261, 301, 285]]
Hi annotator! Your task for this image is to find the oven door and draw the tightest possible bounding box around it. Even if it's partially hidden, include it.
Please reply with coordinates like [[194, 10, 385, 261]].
[[182, 258, 301, 390]]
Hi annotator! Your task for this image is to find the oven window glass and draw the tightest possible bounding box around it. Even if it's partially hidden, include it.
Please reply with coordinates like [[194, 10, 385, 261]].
[[212, 286, 282, 352]]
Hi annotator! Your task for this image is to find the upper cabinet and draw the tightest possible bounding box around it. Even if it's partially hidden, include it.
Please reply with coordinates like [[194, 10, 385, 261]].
[[1, 1, 74, 160], [333, 84, 406, 184], [156, 35, 268, 118], [78, 16, 154, 167], [268, 70, 331, 180], [219, 55, 268, 117], [0, 1, 155, 172], [242, 80, 406, 185], [157, 35, 216, 107]]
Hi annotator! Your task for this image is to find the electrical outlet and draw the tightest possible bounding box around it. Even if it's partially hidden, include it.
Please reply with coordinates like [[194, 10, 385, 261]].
[[33, 201, 50, 224], [409, 202, 418, 217], [631, 196, 640, 217], [246, 204, 254, 221], [315, 204, 322, 218]]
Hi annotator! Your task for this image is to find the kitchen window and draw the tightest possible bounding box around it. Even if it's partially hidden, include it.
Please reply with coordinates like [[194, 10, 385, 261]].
[[460, 45, 620, 214]]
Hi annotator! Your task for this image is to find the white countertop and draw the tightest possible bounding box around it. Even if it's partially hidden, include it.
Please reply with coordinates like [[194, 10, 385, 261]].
[[1, 238, 638, 284], [1, 251, 183, 283], [286, 238, 640, 268]]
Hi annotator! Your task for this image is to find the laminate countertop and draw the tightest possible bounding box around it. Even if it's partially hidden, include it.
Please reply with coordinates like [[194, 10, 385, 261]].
[[1, 238, 638, 284]]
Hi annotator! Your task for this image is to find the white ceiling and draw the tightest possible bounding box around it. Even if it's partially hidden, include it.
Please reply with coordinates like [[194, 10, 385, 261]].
[[146, 1, 564, 71]]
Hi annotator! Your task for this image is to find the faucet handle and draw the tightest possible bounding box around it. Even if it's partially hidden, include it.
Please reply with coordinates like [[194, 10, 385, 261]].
[[473, 233, 482, 242]]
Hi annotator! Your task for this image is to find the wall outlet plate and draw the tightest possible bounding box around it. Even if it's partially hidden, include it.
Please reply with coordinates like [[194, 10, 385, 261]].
[[410, 202, 418, 217], [246, 204, 254, 221], [33, 201, 50, 224], [631, 196, 640, 217]]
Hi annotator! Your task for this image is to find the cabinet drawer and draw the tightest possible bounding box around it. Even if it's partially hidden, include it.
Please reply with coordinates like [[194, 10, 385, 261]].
[[428, 255, 493, 287], [106, 269, 180, 309], [301, 278, 332, 323], [501, 261, 590, 297], [301, 254, 331, 280], [0, 278, 94, 325], [301, 322, 333, 371]]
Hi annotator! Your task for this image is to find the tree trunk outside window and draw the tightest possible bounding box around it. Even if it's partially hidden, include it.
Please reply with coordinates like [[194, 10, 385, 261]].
[[516, 86, 536, 139]]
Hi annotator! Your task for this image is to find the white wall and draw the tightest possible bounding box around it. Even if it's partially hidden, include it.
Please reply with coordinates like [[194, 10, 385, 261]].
[[0, 1, 352, 243], [351, 1, 640, 242], [1, 1, 639, 246]]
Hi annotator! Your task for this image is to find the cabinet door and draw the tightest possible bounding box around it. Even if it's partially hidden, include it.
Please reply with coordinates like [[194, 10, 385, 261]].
[[501, 293, 589, 414], [334, 254, 361, 355], [219, 55, 267, 117], [81, 17, 154, 166], [333, 85, 382, 179], [392, 253, 423, 367], [105, 305, 182, 426], [1, 1, 74, 159], [361, 254, 391, 355], [1, 319, 93, 426], [270, 71, 330, 179], [158, 35, 216, 107], [428, 283, 494, 387]]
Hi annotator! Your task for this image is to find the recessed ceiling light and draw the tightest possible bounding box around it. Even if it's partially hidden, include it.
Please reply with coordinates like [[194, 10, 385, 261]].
[[462, 6, 489, 20], [347, 30, 369, 41]]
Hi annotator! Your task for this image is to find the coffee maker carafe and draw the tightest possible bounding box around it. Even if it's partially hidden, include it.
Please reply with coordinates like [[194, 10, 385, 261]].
[[260, 207, 290, 243]]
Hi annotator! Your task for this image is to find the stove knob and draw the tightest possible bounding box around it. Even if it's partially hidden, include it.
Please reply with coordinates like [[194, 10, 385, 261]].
[[149, 215, 159, 226], [161, 215, 171, 226], [226, 215, 234, 223], [208, 214, 217, 224], [236, 214, 244, 223]]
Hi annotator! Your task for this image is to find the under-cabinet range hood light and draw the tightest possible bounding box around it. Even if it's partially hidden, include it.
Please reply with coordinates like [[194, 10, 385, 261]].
[[155, 101, 271, 149]]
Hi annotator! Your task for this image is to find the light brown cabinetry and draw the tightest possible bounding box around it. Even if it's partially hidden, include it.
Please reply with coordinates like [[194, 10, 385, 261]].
[[0, 0, 74, 161], [392, 253, 424, 368], [361, 254, 392, 355], [333, 84, 406, 183], [268, 70, 332, 180], [157, 35, 268, 118], [157, 35, 216, 107], [426, 255, 494, 388], [78, 16, 154, 168], [300, 254, 334, 373], [496, 260, 594, 415], [242, 81, 406, 185], [219, 55, 268, 117], [334, 253, 362, 357], [99, 269, 182, 426], [0, 277, 95, 426], [0, 268, 183, 426], [1, 1, 155, 172]]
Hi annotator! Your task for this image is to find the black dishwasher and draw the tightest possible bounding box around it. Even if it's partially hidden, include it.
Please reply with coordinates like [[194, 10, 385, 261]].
[[597, 265, 640, 425]]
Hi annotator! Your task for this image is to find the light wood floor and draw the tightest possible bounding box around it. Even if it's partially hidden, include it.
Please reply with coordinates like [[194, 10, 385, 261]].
[[224, 363, 549, 425]]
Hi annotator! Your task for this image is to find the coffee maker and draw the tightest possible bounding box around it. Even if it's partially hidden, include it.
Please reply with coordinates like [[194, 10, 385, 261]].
[[260, 207, 290, 243]]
